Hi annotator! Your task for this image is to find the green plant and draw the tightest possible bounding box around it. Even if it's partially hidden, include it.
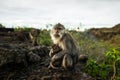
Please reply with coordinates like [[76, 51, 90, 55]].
[[39, 30, 52, 46], [85, 48, 120, 80], [14, 26, 34, 32], [106, 48, 120, 80], [85, 59, 110, 80]]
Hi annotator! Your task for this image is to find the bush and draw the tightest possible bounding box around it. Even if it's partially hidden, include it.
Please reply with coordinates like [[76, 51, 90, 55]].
[[85, 59, 111, 80], [85, 48, 120, 80], [39, 30, 52, 46]]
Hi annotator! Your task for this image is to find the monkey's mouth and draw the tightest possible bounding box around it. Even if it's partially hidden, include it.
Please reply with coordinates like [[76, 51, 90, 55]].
[[54, 34, 60, 38]]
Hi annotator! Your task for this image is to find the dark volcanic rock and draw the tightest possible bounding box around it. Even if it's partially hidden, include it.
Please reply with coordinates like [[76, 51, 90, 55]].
[[0, 43, 51, 80], [0, 43, 27, 66], [27, 51, 41, 63], [0, 27, 14, 32], [0, 43, 50, 67], [0, 43, 93, 80], [29, 46, 49, 57]]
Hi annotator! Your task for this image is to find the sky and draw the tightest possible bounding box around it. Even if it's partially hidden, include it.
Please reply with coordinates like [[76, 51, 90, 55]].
[[0, 0, 120, 30]]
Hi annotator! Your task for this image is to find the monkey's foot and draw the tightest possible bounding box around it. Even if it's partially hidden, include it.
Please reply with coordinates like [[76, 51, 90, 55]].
[[48, 65, 64, 71], [48, 65, 52, 69]]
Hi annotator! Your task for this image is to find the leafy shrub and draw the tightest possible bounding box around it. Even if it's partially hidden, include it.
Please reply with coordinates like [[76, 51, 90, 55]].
[[39, 30, 52, 46], [106, 48, 120, 80], [85, 48, 120, 80], [85, 59, 110, 80]]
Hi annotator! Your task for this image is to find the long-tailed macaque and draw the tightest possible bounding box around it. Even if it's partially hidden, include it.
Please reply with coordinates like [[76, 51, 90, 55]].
[[48, 23, 80, 70], [29, 29, 40, 46]]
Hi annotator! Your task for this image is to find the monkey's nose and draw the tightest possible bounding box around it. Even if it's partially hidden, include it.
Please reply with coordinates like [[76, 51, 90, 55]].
[[55, 30, 59, 33]]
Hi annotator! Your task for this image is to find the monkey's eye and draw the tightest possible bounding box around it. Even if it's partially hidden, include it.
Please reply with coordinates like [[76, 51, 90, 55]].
[[58, 27, 62, 30]]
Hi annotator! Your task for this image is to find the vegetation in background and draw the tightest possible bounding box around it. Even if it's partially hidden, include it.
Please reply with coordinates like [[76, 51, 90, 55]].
[[88, 24, 120, 46], [14, 26, 35, 32], [70, 31, 120, 80], [39, 30, 52, 46], [85, 48, 120, 80]]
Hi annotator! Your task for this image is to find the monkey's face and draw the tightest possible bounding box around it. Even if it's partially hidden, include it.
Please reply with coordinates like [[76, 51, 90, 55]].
[[51, 26, 65, 39], [50, 23, 66, 44]]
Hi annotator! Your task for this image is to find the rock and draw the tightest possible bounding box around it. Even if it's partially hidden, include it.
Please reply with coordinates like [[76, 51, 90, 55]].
[[0, 44, 27, 66], [0, 43, 50, 67], [0, 43, 94, 80], [41, 75, 53, 80], [0, 28, 14, 32], [29, 46, 50, 57], [27, 51, 41, 63]]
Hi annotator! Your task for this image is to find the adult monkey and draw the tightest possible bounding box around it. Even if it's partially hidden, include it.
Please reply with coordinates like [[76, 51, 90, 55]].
[[48, 23, 79, 70]]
